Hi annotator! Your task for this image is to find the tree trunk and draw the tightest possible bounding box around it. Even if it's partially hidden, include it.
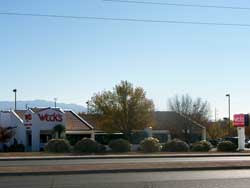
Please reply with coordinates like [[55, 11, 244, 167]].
[[58, 131, 61, 139]]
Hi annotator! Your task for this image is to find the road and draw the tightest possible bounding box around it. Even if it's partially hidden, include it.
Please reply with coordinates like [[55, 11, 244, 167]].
[[1, 156, 250, 166], [1, 170, 250, 188]]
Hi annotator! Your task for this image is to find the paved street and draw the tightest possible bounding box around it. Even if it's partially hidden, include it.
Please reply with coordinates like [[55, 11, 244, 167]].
[[2, 156, 250, 187], [2, 170, 250, 188], [1, 156, 250, 166]]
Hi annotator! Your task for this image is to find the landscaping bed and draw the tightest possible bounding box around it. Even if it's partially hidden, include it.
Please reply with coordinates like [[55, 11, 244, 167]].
[[1, 151, 250, 158]]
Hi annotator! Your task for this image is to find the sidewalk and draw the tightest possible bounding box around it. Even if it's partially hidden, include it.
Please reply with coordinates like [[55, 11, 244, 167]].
[[1, 152, 250, 161], [1, 160, 250, 176]]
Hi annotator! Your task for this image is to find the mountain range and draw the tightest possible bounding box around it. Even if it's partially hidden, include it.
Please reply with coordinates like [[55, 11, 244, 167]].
[[0, 100, 86, 113]]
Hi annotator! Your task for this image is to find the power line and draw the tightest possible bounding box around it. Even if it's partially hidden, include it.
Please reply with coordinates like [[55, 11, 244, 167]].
[[1, 12, 250, 27], [103, 0, 250, 11]]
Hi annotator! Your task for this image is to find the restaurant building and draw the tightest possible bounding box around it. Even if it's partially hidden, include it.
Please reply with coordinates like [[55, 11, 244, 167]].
[[0, 107, 206, 152], [0, 107, 94, 151]]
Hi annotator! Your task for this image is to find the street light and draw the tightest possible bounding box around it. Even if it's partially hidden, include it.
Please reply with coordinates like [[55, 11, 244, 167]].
[[54, 98, 57, 108], [86, 101, 90, 114], [13, 89, 17, 111], [226, 94, 231, 128]]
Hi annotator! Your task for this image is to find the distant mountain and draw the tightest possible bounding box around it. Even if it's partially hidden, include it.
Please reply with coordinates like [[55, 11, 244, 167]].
[[0, 100, 87, 113]]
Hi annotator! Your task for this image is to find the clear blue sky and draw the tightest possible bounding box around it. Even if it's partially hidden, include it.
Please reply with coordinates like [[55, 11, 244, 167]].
[[1, 0, 250, 119]]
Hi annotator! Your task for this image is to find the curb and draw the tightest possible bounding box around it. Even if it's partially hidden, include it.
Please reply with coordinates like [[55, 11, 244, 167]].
[[1, 166, 250, 176], [1, 154, 250, 161]]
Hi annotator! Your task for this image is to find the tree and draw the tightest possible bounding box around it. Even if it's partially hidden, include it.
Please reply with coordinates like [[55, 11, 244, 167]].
[[89, 81, 155, 140], [207, 122, 228, 140], [168, 94, 211, 126], [53, 124, 65, 139], [0, 127, 14, 144]]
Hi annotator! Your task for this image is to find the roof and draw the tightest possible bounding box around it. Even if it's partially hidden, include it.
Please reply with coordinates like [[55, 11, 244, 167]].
[[15, 108, 93, 131], [80, 111, 205, 132], [154, 111, 205, 131], [64, 110, 93, 131], [15, 110, 26, 120], [78, 113, 101, 130]]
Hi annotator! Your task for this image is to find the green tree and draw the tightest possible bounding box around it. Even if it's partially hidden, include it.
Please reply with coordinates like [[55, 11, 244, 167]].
[[90, 81, 155, 141], [53, 124, 65, 139]]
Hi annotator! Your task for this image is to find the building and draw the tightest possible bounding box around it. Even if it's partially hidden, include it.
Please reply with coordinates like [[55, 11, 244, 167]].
[[80, 111, 206, 144], [154, 111, 206, 143], [0, 107, 94, 151], [0, 108, 206, 152]]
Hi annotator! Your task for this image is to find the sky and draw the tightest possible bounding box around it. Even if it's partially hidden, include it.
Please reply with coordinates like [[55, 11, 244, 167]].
[[1, 0, 250, 120]]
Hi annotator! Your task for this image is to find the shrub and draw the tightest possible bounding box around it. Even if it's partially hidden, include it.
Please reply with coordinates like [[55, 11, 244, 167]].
[[7, 144, 25, 152], [163, 139, 189, 152], [245, 143, 250, 148], [74, 138, 104, 153], [191, 141, 212, 152], [140, 137, 161, 153], [208, 139, 220, 147], [109, 139, 131, 152], [44, 139, 71, 153], [217, 141, 237, 152]]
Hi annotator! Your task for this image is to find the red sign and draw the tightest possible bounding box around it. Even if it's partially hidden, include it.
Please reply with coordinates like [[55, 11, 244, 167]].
[[24, 114, 32, 127], [38, 113, 63, 122], [25, 114, 32, 121], [233, 114, 245, 127]]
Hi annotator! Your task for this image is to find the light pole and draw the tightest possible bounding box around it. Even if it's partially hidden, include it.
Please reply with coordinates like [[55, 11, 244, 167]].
[[226, 94, 231, 128], [54, 98, 57, 108], [86, 101, 90, 114], [13, 89, 17, 111]]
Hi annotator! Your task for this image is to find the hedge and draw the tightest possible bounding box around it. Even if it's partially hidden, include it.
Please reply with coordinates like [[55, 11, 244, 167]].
[[109, 139, 131, 152]]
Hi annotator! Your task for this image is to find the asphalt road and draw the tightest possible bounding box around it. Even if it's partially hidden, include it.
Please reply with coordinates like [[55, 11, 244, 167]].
[[1, 170, 250, 188], [1, 156, 250, 166]]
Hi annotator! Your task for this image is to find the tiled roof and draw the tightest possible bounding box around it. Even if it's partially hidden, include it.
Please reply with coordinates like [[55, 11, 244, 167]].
[[15, 110, 26, 121], [15, 108, 93, 131], [64, 110, 93, 131], [154, 111, 205, 131], [79, 113, 102, 130], [80, 111, 205, 132]]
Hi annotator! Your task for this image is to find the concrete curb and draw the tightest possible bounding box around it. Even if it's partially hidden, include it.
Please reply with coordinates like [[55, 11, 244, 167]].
[[1, 153, 250, 161], [1, 166, 250, 176]]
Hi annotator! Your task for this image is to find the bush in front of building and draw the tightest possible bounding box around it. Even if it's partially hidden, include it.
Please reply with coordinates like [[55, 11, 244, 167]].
[[140, 137, 161, 153], [191, 140, 212, 152], [217, 141, 237, 152], [44, 139, 71, 153], [108, 139, 131, 153], [163, 139, 189, 152], [7, 143, 25, 152], [74, 138, 105, 153]]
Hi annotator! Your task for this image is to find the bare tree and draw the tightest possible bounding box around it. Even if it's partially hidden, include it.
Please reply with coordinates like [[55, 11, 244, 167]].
[[168, 94, 211, 126]]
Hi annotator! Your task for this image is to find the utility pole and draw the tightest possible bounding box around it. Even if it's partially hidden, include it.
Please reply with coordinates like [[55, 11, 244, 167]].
[[226, 94, 231, 127], [86, 101, 90, 114], [54, 98, 57, 108], [215, 108, 217, 122], [13, 89, 17, 111]]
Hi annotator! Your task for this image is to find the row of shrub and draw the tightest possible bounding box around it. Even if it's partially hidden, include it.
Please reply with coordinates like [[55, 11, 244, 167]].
[[163, 139, 237, 152], [0, 143, 25, 152], [44, 138, 238, 153]]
